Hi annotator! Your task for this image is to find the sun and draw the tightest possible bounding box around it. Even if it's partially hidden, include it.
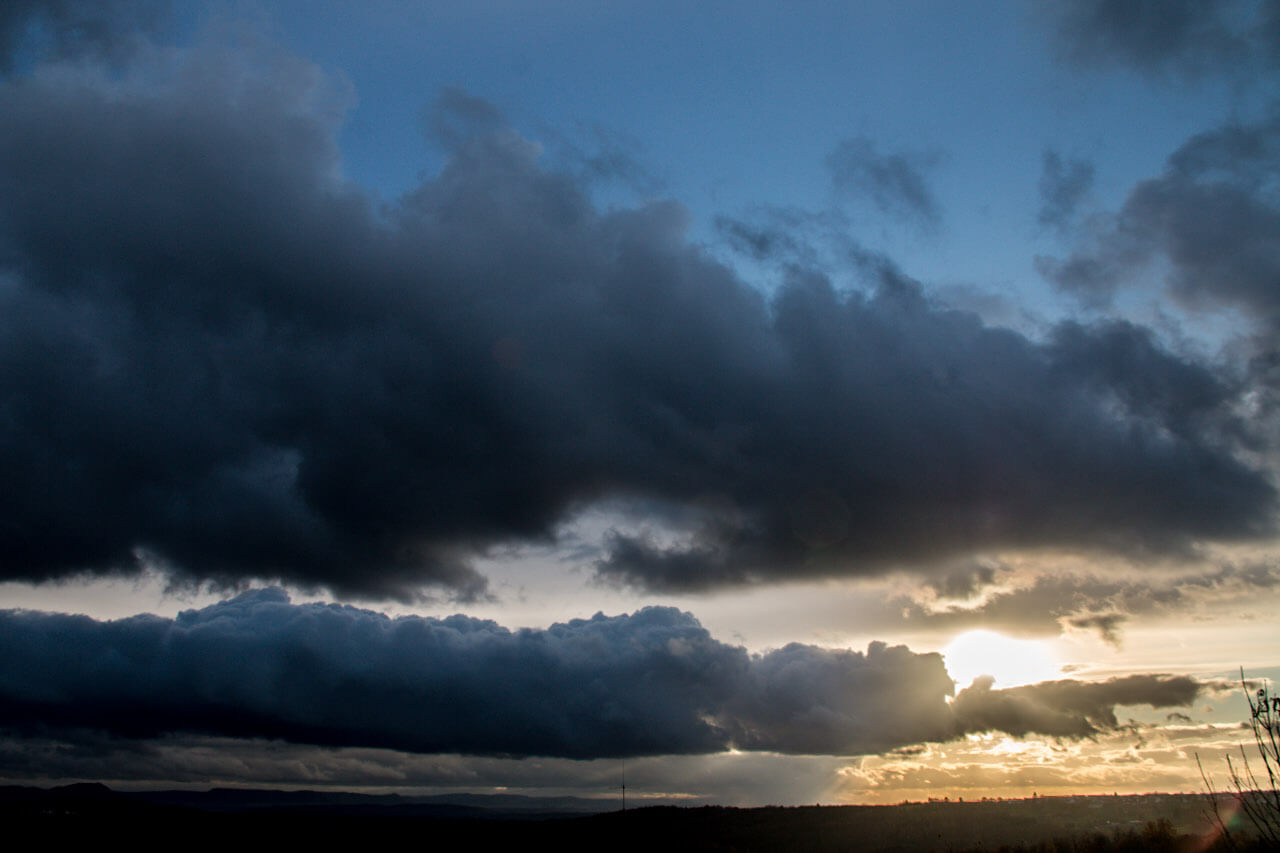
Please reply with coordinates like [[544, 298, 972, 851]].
[[942, 629, 1061, 689]]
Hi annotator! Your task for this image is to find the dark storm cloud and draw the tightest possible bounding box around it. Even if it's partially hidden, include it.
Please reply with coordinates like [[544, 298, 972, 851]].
[[595, 290, 1272, 592], [1045, 0, 1279, 79], [0, 0, 166, 71], [0, 46, 1275, 599], [0, 590, 741, 759], [0, 592, 1212, 760], [826, 136, 942, 227], [1048, 319, 1244, 440], [1037, 149, 1095, 232]]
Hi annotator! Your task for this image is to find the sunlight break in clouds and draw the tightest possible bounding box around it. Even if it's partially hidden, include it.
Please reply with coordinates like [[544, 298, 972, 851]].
[[943, 630, 1061, 689]]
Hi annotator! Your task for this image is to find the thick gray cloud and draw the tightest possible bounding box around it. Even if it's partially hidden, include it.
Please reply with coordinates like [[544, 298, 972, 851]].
[[0, 590, 742, 759], [1045, 0, 1278, 80], [0, 46, 1274, 599], [0, 591, 1211, 760], [826, 136, 942, 227], [596, 303, 1271, 591]]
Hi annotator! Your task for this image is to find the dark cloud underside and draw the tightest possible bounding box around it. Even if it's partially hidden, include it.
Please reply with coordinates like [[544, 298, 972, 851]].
[[0, 591, 1211, 759], [0, 47, 1274, 598]]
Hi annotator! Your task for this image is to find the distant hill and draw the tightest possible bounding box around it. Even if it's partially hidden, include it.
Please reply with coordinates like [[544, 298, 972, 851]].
[[0, 782, 621, 819], [0, 784, 1250, 851]]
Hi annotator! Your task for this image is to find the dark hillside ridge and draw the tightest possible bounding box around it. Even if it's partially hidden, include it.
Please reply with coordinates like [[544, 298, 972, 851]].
[[0, 784, 1259, 851]]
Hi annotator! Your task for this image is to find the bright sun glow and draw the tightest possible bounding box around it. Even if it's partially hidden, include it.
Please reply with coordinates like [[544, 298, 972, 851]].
[[942, 629, 1061, 689]]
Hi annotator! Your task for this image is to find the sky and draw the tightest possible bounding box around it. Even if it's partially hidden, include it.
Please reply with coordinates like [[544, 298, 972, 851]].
[[0, 0, 1278, 806]]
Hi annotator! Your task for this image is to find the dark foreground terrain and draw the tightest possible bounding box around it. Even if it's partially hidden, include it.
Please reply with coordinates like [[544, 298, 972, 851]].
[[3, 783, 1274, 851]]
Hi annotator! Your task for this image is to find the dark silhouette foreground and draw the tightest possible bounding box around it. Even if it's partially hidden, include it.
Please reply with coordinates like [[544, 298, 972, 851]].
[[5, 784, 1276, 852]]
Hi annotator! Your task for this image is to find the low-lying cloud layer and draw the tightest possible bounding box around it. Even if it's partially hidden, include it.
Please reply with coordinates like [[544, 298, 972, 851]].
[[0, 41, 1274, 598], [0, 591, 1213, 760]]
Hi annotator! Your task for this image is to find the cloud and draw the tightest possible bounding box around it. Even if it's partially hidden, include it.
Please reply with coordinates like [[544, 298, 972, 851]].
[[715, 207, 826, 266], [0, 731, 850, 805], [426, 86, 509, 152], [925, 560, 1001, 602], [826, 136, 942, 227], [896, 561, 1280, 642], [0, 590, 742, 759], [1036, 113, 1280, 475], [1063, 612, 1127, 645], [1041, 116, 1280, 321], [540, 120, 662, 196], [950, 674, 1205, 738], [0, 592, 1214, 760], [1044, 0, 1278, 80], [712, 205, 861, 278], [1037, 149, 1095, 232], [838, 717, 1257, 802], [593, 290, 1273, 591], [0, 41, 1274, 599], [0, 0, 167, 72]]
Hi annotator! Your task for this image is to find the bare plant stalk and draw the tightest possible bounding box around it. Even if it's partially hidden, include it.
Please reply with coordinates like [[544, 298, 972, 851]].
[[1198, 751, 1238, 851], [1208, 669, 1280, 847], [1228, 671, 1280, 845]]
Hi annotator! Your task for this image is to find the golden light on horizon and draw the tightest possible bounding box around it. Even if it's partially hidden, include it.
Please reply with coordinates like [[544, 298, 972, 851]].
[[943, 629, 1061, 689]]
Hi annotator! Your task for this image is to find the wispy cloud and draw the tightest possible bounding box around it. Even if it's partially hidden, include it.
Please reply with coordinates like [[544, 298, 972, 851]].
[[1037, 149, 1095, 232], [826, 136, 943, 229]]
